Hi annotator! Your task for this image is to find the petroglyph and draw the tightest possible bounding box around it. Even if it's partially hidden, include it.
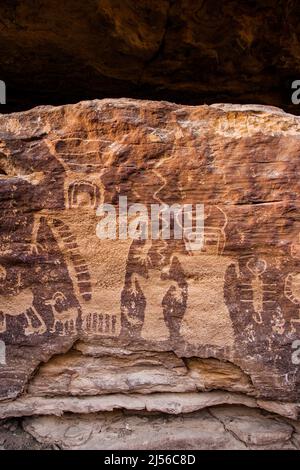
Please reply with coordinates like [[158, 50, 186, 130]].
[[82, 312, 117, 336], [50, 219, 92, 303], [1, 99, 300, 402], [240, 258, 277, 325], [45, 292, 79, 336], [284, 236, 300, 330]]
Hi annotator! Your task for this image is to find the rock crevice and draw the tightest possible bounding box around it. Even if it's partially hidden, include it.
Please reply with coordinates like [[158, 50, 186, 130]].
[[0, 98, 300, 448]]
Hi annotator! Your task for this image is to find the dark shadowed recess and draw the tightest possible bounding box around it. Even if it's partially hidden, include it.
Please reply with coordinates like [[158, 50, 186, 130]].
[[0, 0, 300, 114]]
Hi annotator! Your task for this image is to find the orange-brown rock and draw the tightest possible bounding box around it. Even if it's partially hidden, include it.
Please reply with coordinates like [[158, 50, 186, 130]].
[[0, 0, 299, 113], [0, 99, 300, 428]]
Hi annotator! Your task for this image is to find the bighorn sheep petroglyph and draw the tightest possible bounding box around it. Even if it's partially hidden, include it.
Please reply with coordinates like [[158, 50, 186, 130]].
[[45, 291, 78, 335]]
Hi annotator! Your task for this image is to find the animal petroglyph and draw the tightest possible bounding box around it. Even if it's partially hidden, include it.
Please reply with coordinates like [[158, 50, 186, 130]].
[[240, 258, 276, 325], [223, 254, 291, 353], [45, 292, 78, 336], [45, 138, 106, 210]]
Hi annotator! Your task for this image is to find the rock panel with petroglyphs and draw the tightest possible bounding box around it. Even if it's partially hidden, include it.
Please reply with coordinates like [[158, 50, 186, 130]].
[[0, 100, 300, 447]]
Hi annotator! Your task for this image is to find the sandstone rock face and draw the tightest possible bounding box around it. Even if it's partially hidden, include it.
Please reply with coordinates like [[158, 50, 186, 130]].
[[0, 99, 300, 448]]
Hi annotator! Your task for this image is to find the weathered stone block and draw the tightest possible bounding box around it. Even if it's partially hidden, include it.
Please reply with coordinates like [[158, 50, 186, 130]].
[[0, 99, 300, 406]]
